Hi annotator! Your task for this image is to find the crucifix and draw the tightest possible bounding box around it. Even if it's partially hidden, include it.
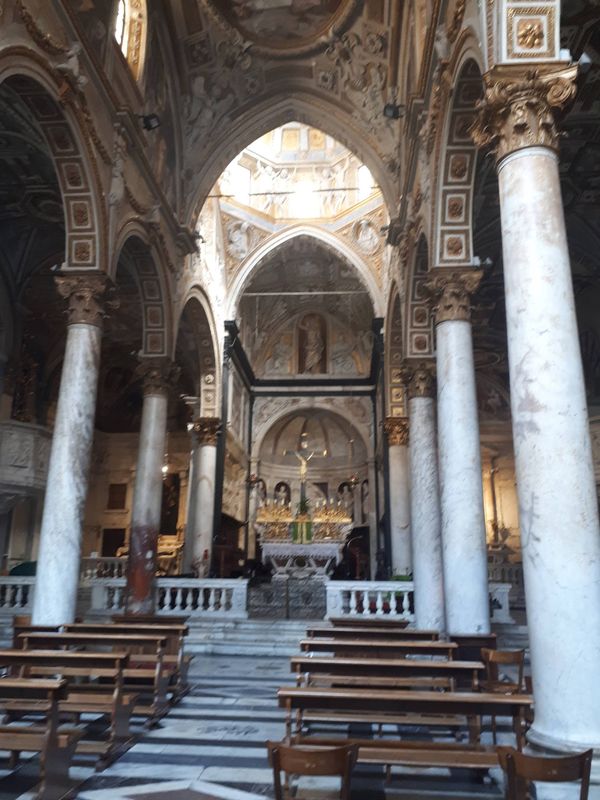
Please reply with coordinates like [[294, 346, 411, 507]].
[[283, 432, 328, 505]]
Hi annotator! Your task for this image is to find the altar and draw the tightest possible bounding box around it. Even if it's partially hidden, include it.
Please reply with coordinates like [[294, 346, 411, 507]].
[[257, 501, 352, 576]]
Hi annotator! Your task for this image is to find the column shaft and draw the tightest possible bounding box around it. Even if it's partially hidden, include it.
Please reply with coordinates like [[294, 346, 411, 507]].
[[387, 444, 411, 576], [499, 146, 600, 748], [436, 318, 490, 634], [126, 390, 168, 614], [409, 393, 445, 632]]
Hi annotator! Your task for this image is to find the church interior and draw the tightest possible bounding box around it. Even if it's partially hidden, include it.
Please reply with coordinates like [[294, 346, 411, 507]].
[[0, 0, 599, 798]]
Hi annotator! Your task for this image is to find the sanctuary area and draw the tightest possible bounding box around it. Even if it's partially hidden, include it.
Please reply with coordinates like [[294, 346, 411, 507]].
[[0, 1, 599, 798]]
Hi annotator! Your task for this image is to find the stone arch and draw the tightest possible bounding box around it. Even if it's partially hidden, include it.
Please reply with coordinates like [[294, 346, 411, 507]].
[[433, 50, 485, 271], [0, 53, 106, 273], [187, 92, 397, 228], [252, 397, 373, 463], [384, 283, 405, 417], [175, 287, 220, 417], [112, 228, 172, 358], [404, 233, 435, 359], [227, 226, 385, 319]]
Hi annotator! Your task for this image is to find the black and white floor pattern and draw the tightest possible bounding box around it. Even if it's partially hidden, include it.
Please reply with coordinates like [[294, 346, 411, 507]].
[[1, 654, 505, 800]]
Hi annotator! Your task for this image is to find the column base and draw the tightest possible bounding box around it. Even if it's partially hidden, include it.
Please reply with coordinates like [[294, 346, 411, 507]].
[[528, 725, 600, 754]]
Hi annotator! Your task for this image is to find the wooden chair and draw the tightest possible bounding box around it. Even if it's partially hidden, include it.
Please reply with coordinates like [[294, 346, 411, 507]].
[[267, 741, 358, 800], [497, 746, 592, 800], [481, 648, 525, 743]]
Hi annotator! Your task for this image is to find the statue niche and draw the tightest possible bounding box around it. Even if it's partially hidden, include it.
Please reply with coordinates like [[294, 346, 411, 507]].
[[298, 313, 327, 374]]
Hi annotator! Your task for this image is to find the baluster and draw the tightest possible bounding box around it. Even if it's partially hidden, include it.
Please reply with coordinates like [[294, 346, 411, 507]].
[[376, 591, 384, 616], [347, 590, 355, 616], [175, 587, 183, 610], [389, 590, 398, 616], [208, 588, 216, 612], [402, 591, 410, 617], [360, 591, 368, 616]]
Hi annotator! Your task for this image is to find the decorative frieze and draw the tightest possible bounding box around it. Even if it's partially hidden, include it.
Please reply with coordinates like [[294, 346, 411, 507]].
[[384, 417, 409, 447], [55, 273, 116, 327], [425, 270, 482, 324], [136, 357, 179, 397], [407, 363, 436, 399], [471, 64, 578, 162], [192, 416, 221, 446]]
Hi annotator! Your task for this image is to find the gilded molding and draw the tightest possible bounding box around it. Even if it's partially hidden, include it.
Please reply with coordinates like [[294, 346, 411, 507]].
[[55, 272, 116, 327], [384, 417, 409, 447], [136, 357, 179, 397], [16, 0, 69, 55], [191, 417, 221, 446], [471, 64, 578, 162], [447, 0, 466, 44], [424, 269, 483, 323], [407, 363, 436, 399]]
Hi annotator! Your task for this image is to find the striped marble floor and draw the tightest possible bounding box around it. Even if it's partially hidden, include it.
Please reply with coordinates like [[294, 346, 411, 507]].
[[2, 654, 505, 800]]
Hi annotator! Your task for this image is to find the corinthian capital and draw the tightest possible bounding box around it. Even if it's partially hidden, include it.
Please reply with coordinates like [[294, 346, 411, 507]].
[[407, 363, 436, 399], [424, 269, 482, 324], [471, 64, 578, 162], [55, 272, 117, 327], [191, 416, 221, 445], [384, 417, 409, 447], [136, 357, 180, 397]]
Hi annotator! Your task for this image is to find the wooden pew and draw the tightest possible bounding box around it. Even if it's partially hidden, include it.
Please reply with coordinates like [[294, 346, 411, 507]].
[[277, 685, 533, 750], [306, 626, 439, 641], [63, 622, 191, 702], [0, 649, 135, 768], [0, 677, 82, 800], [300, 638, 457, 659], [329, 617, 409, 629], [291, 655, 484, 691], [113, 614, 189, 625], [18, 632, 169, 725], [451, 634, 498, 662]]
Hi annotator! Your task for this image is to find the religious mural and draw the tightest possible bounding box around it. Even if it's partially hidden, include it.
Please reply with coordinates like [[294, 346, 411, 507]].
[[212, 1, 345, 47], [298, 313, 327, 375]]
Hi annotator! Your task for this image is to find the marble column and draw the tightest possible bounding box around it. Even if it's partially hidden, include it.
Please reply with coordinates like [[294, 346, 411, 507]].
[[186, 417, 220, 576], [125, 358, 176, 615], [32, 274, 114, 625], [426, 271, 490, 634], [384, 418, 411, 577], [473, 64, 600, 751], [407, 364, 445, 632]]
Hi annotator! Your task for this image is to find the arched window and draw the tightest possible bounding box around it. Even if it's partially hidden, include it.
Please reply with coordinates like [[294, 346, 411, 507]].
[[113, 0, 147, 81]]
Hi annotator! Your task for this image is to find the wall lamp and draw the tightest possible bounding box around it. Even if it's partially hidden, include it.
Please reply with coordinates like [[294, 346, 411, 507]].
[[139, 113, 161, 131]]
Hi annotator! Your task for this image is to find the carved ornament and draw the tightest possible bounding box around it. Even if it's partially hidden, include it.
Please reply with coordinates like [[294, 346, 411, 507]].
[[424, 270, 482, 324], [471, 64, 578, 162], [384, 417, 409, 447], [17, 0, 69, 55], [55, 273, 117, 327], [446, 0, 466, 44], [136, 357, 180, 397], [407, 363, 436, 400], [191, 416, 221, 446]]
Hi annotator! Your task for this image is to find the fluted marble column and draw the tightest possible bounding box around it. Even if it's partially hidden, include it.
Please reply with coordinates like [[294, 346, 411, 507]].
[[384, 418, 411, 577], [427, 271, 490, 635], [407, 364, 445, 632], [125, 358, 177, 614], [33, 274, 115, 625], [186, 417, 219, 576], [473, 64, 600, 751]]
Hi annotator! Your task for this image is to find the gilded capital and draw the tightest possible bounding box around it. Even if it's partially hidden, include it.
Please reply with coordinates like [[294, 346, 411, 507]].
[[384, 417, 409, 447], [136, 357, 179, 397], [424, 269, 482, 324], [471, 64, 578, 163], [55, 272, 117, 327], [191, 416, 221, 445], [407, 363, 436, 399]]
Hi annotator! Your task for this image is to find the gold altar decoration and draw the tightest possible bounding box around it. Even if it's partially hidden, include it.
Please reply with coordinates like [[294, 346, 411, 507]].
[[257, 502, 351, 544]]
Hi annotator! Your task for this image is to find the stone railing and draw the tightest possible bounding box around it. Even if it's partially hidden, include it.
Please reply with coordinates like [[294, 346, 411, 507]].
[[0, 577, 35, 613], [80, 557, 127, 580], [326, 580, 515, 625], [89, 577, 249, 619], [326, 581, 416, 621], [488, 561, 525, 608]]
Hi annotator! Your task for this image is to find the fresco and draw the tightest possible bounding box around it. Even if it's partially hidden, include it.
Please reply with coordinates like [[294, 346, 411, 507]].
[[213, 0, 345, 47]]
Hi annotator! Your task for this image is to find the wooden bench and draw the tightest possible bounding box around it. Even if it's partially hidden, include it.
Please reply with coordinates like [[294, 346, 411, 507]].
[[291, 656, 484, 691], [329, 617, 409, 629], [112, 614, 189, 625], [63, 622, 191, 703], [300, 638, 457, 659], [0, 649, 136, 768], [306, 626, 439, 641], [0, 677, 82, 800], [278, 685, 533, 749], [451, 634, 497, 662], [18, 632, 170, 726]]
